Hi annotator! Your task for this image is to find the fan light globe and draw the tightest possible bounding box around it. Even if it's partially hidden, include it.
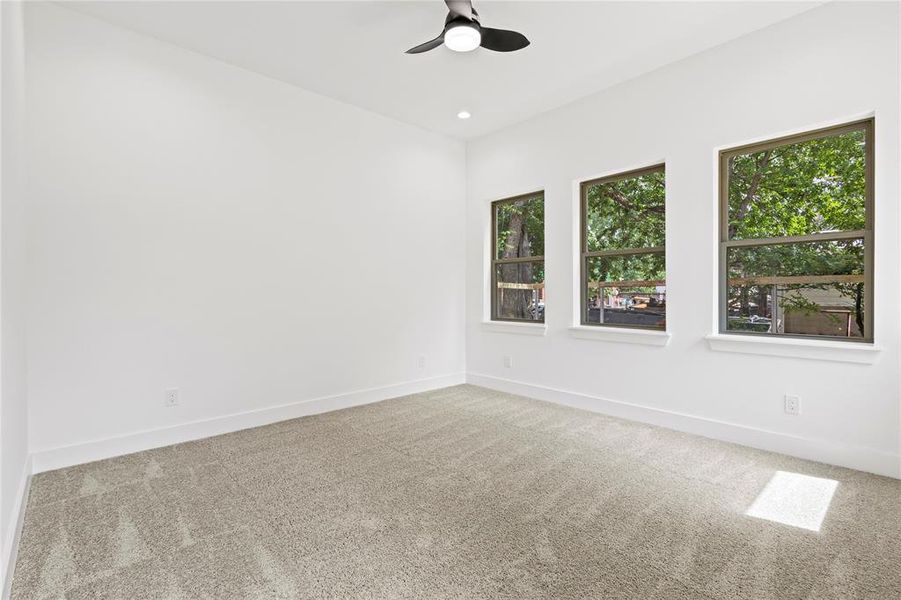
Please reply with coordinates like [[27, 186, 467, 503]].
[[444, 24, 481, 52]]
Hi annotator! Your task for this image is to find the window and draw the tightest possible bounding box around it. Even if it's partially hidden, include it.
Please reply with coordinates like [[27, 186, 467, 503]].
[[491, 192, 545, 322], [719, 119, 873, 342], [580, 165, 666, 330]]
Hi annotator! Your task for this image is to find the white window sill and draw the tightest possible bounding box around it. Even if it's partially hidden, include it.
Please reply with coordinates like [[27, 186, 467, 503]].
[[704, 334, 880, 364], [569, 326, 671, 346], [481, 321, 547, 336]]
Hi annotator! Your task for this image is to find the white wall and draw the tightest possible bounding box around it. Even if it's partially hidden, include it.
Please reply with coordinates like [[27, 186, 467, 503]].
[[24, 3, 466, 465], [466, 2, 901, 477], [1, 0, 30, 591], [19, 2, 901, 481]]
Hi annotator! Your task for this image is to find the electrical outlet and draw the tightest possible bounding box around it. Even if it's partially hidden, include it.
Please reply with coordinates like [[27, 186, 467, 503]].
[[165, 388, 179, 407], [784, 394, 801, 416], [503, 355, 513, 368], [417, 355, 426, 369]]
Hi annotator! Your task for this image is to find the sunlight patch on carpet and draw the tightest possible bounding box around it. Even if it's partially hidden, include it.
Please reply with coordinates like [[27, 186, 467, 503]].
[[745, 471, 837, 532]]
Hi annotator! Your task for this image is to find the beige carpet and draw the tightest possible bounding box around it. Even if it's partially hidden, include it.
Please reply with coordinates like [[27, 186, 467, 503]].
[[11, 384, 901, 599]]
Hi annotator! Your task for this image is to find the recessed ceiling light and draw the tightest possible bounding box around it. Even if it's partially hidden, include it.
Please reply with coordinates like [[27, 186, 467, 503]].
[[457, 110, 471, 120]]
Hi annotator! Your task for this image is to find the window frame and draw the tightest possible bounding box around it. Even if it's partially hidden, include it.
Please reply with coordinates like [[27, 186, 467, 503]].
[[579, 163, 667, 330], [717, 118, 875, 343], [490, 191, 546, 324]]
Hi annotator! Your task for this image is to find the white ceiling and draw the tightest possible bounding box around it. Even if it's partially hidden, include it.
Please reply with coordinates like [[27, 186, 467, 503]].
[[67, 1, 820, 139]]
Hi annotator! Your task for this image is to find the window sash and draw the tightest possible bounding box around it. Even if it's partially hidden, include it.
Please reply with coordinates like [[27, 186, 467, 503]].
[[717, 119, 874, 342], [580, 165, 666, 328], [491, 192, 545, 323], [491, 259, 545, 323], [581, 250, 666, 330]]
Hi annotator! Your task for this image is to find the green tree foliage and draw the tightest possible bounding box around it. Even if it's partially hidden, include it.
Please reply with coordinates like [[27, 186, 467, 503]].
[[585, 170, 665, 251], [728, 130, 866, 239], [586, 253, 665, 294], [727, 240, 864, 280]]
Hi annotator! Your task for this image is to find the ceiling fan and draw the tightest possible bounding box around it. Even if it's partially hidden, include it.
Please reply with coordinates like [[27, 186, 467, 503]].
[[406, 0, 530, 54]]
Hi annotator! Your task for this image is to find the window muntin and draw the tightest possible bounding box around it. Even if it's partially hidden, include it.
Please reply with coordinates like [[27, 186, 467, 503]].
[[581, 165, 666, 330], [719, 119, 873, 342], [491, 193, 545, 322]]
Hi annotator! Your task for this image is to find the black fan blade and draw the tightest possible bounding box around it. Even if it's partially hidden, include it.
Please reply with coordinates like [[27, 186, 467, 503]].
[[480, 27, 530, 52], [405, 35, 445, 54], [445, 0, 474, 20]]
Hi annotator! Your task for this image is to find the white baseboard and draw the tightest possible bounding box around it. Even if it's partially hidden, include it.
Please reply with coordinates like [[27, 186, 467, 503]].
[[31, 372, 466, 474], [2, 455, 32, 600], [26, 368, 901, 478], [467, 372, 900, 479]]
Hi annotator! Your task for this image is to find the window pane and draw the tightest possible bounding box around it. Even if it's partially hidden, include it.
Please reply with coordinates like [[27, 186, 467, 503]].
[[585, 169, 665, 251], [495, 261, 544, 321], [727, 128, 866, 240], [585, 254, 665, 329], [495, 195, 544, 260], [726, 239, 865, 338]]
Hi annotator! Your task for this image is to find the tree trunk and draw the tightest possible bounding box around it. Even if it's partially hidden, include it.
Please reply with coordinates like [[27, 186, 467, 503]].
[[854, 282, 865, 337], [757, 287, 770, 319], [499, 211, 533, 319]]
